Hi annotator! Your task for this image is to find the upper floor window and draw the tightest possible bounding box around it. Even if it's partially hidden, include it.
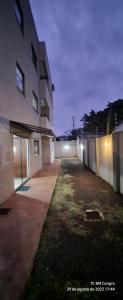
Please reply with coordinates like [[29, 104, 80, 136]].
[[15, 0, 24, 34], [32, 92, 38, 112], [31, 44, 37, 71], [16, 63, 25, 94]]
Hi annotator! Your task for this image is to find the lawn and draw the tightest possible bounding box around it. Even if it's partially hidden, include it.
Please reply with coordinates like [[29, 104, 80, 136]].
[[23, 159, 123, 300]]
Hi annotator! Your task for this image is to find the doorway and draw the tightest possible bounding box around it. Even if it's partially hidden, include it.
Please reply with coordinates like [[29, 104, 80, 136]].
[[13, 135, 29, 189]]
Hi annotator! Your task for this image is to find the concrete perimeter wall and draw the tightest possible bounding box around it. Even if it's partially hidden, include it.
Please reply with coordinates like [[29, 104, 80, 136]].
[[81, 134, 113, 186], [78, 132, 123, 194], [55, 141, 77, 158], [88, 139, 97, 173], [96, 134, 113, 186], [77, 138, 96, 173], [53, 134, 123, 194], [77, 138, 83, 163]]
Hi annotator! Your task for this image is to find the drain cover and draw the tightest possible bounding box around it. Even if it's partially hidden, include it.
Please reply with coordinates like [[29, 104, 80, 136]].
[[18, 186, 31, 191], [84, 209, 104, 222], [0, 208, 11, 215]]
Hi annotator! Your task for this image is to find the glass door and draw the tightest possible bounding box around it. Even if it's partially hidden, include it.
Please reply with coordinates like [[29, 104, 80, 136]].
[[13, 136, 29, 189]]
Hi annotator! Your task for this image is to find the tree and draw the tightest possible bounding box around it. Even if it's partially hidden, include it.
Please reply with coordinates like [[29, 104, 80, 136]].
[[81, 99, 123, 134]]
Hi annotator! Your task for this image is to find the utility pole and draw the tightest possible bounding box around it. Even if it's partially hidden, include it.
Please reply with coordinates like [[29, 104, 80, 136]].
[[72, 116, 75, 130], [96, 127, 98, 136], [107, 107, 111, 135], [115, 113, 118, 128]]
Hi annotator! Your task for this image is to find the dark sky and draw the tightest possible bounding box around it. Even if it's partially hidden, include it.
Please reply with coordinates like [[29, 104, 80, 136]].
[[29, 0, 123, 136]]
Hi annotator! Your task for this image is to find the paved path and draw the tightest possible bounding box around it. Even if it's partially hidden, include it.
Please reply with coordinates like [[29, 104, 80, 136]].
[[0, 159, 61, 300]]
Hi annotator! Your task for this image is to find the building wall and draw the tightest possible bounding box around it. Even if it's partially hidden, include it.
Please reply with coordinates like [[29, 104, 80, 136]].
[[0, 117, 14, 205], [50, 138, 55, 163], [0, 0, 40, 126], [55, 141, 77, 158], [0, 1, 54, 204], [42, 136, 51, 165], [29, 133, 42, 177], [39, 42, 54, 128], [40, 80, 53, 126], [0, 117, 44, 204], [40, 116, 51, 129]]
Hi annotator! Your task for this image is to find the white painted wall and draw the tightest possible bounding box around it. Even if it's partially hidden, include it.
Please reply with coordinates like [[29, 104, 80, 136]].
[[0, 0, 41, 126], [88, 139, 96, 173], [0, 117, 44, 205], [29, 132, 42, 177], [42, 136, 51, 165], [84, 140, 88, 166], [96, 134, 113, 186], [50, 138, 55, 163], [55, 141, 77, 158], [0, 118, 14, 205], [78, 138, 96, 173], [39, 42, 54, 128], [40, 116, 51, 129], [0, 1, 54, 204], [77, 138, 84, 163]]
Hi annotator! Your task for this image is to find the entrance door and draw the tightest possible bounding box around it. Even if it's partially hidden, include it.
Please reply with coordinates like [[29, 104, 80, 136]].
[[13, 135, 29, 189]]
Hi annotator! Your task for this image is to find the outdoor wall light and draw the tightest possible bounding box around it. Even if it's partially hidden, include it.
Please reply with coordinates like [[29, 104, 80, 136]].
[[80, 143, 84, 150], [105, 141, 109, 147], [64, 145, 70, 150], [13, 146, 17, 153]]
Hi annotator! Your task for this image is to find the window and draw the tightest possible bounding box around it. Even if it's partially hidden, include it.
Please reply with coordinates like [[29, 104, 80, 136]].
[[15, 0, 24, 34], [16, 64, 25, 94], [34, 140, 40, 155], [31, 44, 37, 71], [32, 92, 38, 112]]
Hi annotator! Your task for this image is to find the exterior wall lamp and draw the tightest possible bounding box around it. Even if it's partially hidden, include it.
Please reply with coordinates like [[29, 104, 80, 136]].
[[64, 145, 70, 150], [80, 143, 84, 150]]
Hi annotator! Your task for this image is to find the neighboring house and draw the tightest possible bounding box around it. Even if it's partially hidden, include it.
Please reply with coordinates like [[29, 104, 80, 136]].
[[0, 0, 55, 204]]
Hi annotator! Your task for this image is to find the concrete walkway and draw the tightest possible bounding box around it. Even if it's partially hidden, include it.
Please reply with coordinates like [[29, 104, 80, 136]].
[[0, 159, 61, 300]]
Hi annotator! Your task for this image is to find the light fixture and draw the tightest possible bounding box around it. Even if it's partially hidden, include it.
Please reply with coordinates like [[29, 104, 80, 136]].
[[105, 141, 109, 147], [13, 146, 17, 153], [80, 143, 84, 150], [64, 145, 70, 150]]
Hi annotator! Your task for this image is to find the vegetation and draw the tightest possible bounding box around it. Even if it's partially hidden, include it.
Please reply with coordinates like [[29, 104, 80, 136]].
[[57, 99, 123, 139], [23, 160, 123, 300], [81, 99, 123, 135]]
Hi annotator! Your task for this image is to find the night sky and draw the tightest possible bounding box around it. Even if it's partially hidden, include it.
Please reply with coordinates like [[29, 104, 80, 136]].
[[29, 0, 123, 136]]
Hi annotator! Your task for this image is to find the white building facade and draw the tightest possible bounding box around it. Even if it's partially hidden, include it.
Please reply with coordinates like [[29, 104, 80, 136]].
[[0, 0, 55, 204]]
